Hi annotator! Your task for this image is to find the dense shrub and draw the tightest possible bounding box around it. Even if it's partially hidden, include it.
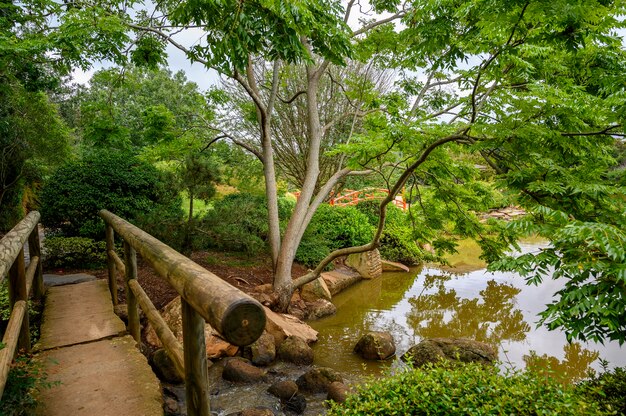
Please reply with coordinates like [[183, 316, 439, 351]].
[[355, 200, 423, 265], [328, 361, 608, 415], [199, 193, 271, 255], [296, 204, 375, 267], [0, 355, 57, 416], [42, 236, 107, 269], [40, 151, 183, 239], [578, 364, 626, 415]]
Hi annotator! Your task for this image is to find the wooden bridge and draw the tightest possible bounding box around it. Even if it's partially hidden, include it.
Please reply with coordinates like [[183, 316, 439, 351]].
[[0, 210, 267, 415]]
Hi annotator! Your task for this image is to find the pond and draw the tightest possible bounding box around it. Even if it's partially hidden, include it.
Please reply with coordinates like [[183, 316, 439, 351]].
[[205, 239, 625, 415], [309, 238, 626, 384]]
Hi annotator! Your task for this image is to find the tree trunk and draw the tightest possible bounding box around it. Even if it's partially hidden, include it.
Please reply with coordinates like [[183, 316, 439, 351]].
[[188, 189, 194, 223]]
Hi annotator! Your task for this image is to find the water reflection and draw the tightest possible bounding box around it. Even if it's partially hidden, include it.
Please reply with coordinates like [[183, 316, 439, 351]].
[[524, 343, 599, 383], [407, 276, 530, 345], [310, 239, 624, 385]]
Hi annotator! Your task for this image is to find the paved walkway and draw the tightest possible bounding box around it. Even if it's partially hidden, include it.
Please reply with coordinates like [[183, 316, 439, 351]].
[[34, 279, 163, 416]]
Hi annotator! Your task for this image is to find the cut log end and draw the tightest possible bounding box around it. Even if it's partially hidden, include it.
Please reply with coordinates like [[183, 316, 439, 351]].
[[221, 300, 266, 347]]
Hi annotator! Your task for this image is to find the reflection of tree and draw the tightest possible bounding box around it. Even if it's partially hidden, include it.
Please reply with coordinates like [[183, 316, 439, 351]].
[[524, 343, 599, 384], [407, 275, 530, 345]]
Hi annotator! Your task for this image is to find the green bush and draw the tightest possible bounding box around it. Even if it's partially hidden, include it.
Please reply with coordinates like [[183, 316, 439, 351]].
[[40, 150, 183, 239], [328, 361, 608, 415], [355, 200, 423, 265], [42, 236, 107, 269], [199, 193, 270, 255], [578, 364, 626, 415], [0, 355, 58, 416], [296, 204, 375, 267]]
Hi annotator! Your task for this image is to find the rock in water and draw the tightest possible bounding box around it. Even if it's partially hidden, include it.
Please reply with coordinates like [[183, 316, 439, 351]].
[[296, 367, 343, 393], [277, 335, 314, 365], [326, 381, 348, 404], [243, 331, 276, 366], [222, 358, 266, 383], [345, 249, 382, 279], [402, 337, 497, 367], [150, 348, 183, 384], [353, 331, 396, 360], [283, 393, 307, 414], [300, 277, 332, 302], [268, 380, 299, 400]]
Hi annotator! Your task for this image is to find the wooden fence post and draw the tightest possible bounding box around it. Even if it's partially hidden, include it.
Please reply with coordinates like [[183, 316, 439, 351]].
[[27, 226, 44, 300], [8, 249, 30, 352], [106, 225, 118, 306], [123, 241, 140, 342], [182, 298, 210, 416]]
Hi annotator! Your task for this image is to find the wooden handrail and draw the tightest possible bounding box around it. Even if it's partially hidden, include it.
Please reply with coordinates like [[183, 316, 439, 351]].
[[99, 209, 266, 416], [0, 211, 44, 400]]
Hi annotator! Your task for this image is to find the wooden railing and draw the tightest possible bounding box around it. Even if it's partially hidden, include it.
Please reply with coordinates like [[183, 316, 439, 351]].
[[0, 211, 44, 399], [99, 210, 266, 416]]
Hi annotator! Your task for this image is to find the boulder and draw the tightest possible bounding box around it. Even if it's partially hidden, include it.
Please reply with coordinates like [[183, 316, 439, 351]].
[[306, 299, 337, 320], [263, 307, 318, 346], [287, 293, 309, 321], [300, 277, 332, 302], [345, 249, 382, 279], [296, 367, 343, 393], [353, 331, 396, 360], [320, 270, 362, 296], [237, 408, 274, 416], [381, 260, 410, 272], [277, 335, 314, 365], [267, 380, 298, 400], [282, 393, 306, 414], [222, 359, 266, 383], [402, 338, 497, 367], [243, 331, 276, 366], [326, 381, 348, 404], [250, 283, 278, 308], [150, 348, 183, 384], [145, 296, 239, 360]]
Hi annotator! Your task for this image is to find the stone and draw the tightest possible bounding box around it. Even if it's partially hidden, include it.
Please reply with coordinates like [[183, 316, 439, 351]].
[[287, 293, 309, 321], [113, 304, 129, 324], [326, 381, 348, 404], [222, 359, 266, 383], [244, 331, 276, 366], [277, 335, 314, 366], [300, 277, 332, 302], [150, 348, 183, 384], [345, 249, 382, 279], [263, 307, 318, 346], [282, 393, 306, 414], [296, 367, 343, 393], [353, 331, 396, 360], [381, 259, 410, 272], [238, 408, 274, 416], [145, 296, 239, 359], [402, 338, 497, 367], [43, 273, 96, 287], [267, 380, 299, 400], [306, 299, 337, 320], [250, 283, 278, 308], [320, 270, 362, 296]]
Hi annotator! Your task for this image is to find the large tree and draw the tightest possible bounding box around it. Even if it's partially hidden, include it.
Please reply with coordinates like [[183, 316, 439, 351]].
[[60, 0, 626, 343]]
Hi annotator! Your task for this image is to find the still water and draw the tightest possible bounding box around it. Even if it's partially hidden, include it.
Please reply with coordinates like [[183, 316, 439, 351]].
[[309, 239, 625, 384]]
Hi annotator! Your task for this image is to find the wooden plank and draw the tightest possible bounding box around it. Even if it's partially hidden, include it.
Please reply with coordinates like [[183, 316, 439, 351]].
[[25, 256, 39, 297], [182, 299, 210, 416], [128, 279, 184, 379], [9, 248, 29, 352], [28, 228, 44, 300], [105, 225, 118, 306], [109, 249, 125, 277], [0, 211, 39, 284], [0, 300, 27, 399], [99, 209, 265, 346], [123, 242, 140, 343]]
